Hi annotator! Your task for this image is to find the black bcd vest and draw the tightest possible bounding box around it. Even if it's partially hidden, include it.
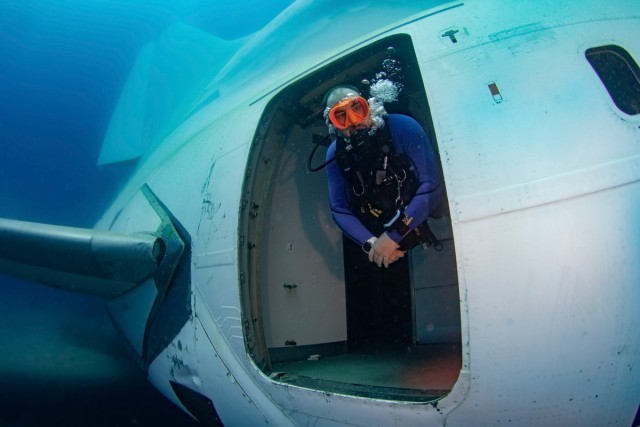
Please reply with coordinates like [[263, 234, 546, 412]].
[[334, 123, 441, 251]]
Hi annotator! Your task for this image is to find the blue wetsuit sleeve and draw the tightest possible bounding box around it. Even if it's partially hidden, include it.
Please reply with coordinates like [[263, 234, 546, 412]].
[[326, 141, 375, 245], [386, 115, 444, 243]]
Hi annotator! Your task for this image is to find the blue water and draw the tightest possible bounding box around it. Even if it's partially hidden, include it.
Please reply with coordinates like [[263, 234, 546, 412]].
[[0, 1, 292, 425]]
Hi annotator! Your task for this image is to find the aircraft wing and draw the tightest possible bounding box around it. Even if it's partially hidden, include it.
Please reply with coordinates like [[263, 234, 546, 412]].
[[98, 22, 246, 166]]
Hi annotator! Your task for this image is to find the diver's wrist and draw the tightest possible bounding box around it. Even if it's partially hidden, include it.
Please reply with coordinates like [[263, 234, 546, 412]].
[[361, 237, 377, 253]]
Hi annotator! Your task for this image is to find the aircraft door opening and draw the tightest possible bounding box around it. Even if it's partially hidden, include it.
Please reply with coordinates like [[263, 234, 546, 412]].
[[239, 34, 462, 402]]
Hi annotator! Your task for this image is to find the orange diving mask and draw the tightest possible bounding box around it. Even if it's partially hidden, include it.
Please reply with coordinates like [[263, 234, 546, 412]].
[[328, 96, 370, 130]]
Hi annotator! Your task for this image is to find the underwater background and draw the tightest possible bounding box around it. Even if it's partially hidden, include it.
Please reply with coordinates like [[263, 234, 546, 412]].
[[0, 1, 292, 425]]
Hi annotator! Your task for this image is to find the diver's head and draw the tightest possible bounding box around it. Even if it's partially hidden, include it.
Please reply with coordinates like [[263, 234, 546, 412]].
[[323, 85, 372, 138]]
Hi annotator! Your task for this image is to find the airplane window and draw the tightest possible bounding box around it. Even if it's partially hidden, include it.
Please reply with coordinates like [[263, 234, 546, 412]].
[[585, 45, 640, 116]]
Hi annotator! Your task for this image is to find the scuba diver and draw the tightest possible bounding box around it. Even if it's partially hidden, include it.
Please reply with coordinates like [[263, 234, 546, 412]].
[[323, 84, 445, 268], [321, 84, 446, 348]]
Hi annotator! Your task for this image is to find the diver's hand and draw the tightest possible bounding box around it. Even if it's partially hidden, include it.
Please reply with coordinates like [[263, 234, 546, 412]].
[[385, 249, 405, 267], [368, 232, 405, 268]]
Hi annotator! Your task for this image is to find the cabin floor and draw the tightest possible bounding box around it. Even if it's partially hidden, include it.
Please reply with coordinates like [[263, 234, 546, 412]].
[[269, 343, 461, 401]]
